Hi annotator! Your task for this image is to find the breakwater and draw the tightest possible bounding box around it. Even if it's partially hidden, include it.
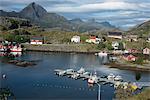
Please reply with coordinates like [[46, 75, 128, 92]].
[[22, 44, 99, 53]]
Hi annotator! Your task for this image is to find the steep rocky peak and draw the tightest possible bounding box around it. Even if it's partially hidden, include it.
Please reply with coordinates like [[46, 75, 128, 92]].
[[20, 2, 47, 19]]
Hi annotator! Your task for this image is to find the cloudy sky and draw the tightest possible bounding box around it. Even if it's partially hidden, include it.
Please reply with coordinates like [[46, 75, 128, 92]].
[[0, 0, 150, 30]]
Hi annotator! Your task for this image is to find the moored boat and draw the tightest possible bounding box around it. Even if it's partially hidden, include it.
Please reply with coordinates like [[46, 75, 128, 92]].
[[0, 48, 5, 52], [0, 45, 7, 52], [107, 73, 115, 80], [10, 46, 22, 52], [96, 51, 108, 56], [114, 75, 123, 81], [88, 78, 95, 84]]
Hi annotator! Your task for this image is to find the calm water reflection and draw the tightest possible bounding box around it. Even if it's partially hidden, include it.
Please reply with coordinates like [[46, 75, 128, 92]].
[[0, 51, 150, 100]]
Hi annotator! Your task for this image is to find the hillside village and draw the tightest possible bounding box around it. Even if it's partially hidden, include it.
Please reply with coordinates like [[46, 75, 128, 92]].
[[0, 26, 150, 67]]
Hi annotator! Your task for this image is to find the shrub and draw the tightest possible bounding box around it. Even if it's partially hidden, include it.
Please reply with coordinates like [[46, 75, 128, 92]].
[[97, 42, 105, 50], [106, 42, 113, 50], [134, 57, 144, 65]]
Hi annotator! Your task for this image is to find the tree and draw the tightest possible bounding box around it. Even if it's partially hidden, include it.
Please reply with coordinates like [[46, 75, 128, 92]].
[[118, 42, 125, 50], [106, 42, 113, 50], [80, 35, 88, 43], [14, 35, 30, 43], [97, 42, 105, 50], [9, 19, 19, 29], [102, 37, 106, 42], [134, 57, 144, 65]]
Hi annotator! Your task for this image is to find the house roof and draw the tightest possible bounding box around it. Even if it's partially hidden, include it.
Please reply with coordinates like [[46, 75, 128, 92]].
[[143, 48, 150, 50], [72, 35, 80, 38], [123, 53, 136, 57], [31, 37, 43, 40], [123, 53, 129, 57], [112, 41, 119, 44], [90, 36, 96, 39], [128, 35, 138, 38], [108, 32, 122, 36]]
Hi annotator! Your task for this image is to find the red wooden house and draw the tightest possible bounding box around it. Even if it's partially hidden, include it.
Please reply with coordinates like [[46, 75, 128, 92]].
[[123, 54, 137, 61]]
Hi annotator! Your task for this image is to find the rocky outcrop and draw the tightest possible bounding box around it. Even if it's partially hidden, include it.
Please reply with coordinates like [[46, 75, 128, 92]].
[[0, 17, 32, 30], [8, 60, 36, 67]]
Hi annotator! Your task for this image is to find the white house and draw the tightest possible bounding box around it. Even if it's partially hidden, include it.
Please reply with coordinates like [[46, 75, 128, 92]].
[[112, 41, 119, 50], [143, 48, 150, 55], [86, 36, 101, 44], [30, 37, 43, 45], [126, 35, 138, 42], [147, 36, 150, 42], [71, 36, 80, 43]]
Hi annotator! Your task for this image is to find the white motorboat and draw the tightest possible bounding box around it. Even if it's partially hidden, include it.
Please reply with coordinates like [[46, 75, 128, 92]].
[[0, 46, 7, 52], [97, 52, 108, 56], [114, 75, 122, 81], [88, 78, 95, 84], [107, 73, 115, 80], [0, 48, 5, 52]]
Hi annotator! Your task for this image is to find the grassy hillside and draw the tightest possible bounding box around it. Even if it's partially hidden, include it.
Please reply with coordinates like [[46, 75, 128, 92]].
[[0, 17, 32, 30], [128, 88, 150, 100], [128, 20, 150, 36]]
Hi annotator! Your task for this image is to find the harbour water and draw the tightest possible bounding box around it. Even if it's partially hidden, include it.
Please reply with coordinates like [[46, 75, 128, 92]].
[[0, 51, 150, 100]]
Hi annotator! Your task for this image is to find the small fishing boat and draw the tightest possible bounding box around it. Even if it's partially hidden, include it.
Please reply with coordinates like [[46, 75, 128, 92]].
[[2, 74, 6, 79], [96, 51, 108, 56], [88, 78, 95, 84], [107, 73, 115, 80], [114, 75, 123, 81], [10, 46, 22, 52], [0, 45, 7, 52], [0, 48, 5, 52]]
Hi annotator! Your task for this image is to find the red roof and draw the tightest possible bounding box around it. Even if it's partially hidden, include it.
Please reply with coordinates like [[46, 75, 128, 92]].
[[123, 54, 137, 61], [90, 36, 96, 39]]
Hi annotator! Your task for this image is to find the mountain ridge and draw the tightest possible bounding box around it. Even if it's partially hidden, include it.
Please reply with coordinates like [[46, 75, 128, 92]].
[[0, 2, 117, 32], [127, 20, 150, 35]]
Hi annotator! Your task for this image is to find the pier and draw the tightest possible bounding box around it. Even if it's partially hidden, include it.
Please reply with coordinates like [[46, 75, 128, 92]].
[[54, 68, 150, 100], [54, 68, 150, 89]]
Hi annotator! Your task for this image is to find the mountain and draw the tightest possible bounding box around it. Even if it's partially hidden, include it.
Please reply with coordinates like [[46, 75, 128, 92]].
[[19, 2, 72, 29], [0, 2, 117, 32], [100, 21, 115, 28], [20, 2, 47, 20], [70, 18, 116, 32], [70, 18, 83, 24], [128, 20, 150, 35], [0, 10, 19, 17]]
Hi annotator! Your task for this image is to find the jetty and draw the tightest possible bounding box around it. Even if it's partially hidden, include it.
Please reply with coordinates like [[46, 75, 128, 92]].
[[54, 68, 150, 89]]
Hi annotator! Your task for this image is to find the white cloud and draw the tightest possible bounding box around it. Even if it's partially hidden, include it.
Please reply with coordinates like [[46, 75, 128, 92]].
[[1, 0, 39, 4], [0, 0, 150, 29], [46, 1, 150, 13]]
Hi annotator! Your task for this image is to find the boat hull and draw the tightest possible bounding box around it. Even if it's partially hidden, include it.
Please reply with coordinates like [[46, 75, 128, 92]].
[[10, 48, 22, 52]]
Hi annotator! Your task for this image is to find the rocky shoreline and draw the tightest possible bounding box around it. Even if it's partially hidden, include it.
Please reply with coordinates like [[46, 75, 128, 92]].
[[22, 44, 150, 72], [22, 43, 100, 53], [105, 62, 150, 72]]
